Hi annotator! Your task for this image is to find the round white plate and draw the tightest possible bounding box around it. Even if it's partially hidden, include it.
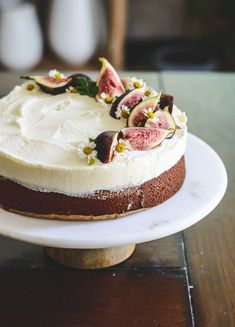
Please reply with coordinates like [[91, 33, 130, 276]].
[[0, 134, 227, 249]]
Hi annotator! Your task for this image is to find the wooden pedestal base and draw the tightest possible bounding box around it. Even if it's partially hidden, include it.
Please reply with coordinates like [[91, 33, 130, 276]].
[[44, 244, 136, 269]]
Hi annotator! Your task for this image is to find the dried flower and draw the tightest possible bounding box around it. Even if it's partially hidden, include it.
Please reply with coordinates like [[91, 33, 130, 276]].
[[114, 138, 131, 155], [126, 76, 146, 90], [115, 105, 130, 119], [143, 87, 158, 99], [48, 69, 65, 79], [144, 107, 155, 119], [99, 92, 114, 105], [66, 86, 78, 93], [174, 112, 187, 129], [78, 140, 97, 164], [24, 81, 39, 92]]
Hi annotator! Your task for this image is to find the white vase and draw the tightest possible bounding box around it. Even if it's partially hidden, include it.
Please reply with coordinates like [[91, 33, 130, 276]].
[[49, 0, 103, 65], [0, 3, 43, 71], [0, 0, 21, 10]]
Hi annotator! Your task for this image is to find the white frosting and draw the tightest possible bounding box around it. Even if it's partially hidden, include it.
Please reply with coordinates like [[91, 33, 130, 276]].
[[0, 82, 187, 195]]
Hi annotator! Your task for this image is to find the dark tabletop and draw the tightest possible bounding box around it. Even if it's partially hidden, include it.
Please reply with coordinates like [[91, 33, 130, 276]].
[[0, 72, 234, 327]]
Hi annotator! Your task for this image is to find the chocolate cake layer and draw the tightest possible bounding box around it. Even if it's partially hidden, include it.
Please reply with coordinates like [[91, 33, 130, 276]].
[[0, 156, 185, 221]]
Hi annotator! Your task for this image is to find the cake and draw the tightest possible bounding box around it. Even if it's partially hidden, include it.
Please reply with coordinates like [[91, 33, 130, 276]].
[[0, 58, 187, 220]]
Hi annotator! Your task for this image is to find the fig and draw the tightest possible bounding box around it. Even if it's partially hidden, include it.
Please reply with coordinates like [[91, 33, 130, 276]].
[[127, 93, 162, 127], [110, 88, 145, 119], [94, 130, 119, 163], [96, 57, 125, 99], [21, 75, 72, 95], [121, 127, 170, 151], [159, 93, 174, 113], [145, 110, 176, 138]]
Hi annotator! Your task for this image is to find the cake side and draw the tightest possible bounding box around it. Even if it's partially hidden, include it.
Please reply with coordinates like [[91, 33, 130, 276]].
[[0, 125, 186, 196], [0, 156, 185, 220]]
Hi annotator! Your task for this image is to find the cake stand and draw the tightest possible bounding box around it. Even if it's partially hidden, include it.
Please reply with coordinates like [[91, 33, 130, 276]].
[[0, 134, 227, 269]]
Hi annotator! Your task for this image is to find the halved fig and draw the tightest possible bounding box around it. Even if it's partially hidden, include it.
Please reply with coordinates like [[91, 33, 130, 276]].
[[121, 127, 170, 151], [127, 93, 161, 127], [94, 130, 119, 163], [110, 88, 145, 119], [96, 57, 125, 99], [21, 75, 72, 95], [145, 110, 176, 138], [159, 93, 174, 113]]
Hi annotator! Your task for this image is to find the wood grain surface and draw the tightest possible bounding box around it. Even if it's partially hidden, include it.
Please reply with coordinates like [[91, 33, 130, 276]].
[[0, 269, 191, 327], [0, 234, 192, 327]]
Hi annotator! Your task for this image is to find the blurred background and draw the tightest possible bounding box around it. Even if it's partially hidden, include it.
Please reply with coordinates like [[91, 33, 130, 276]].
[[0, 0, 234, 72]]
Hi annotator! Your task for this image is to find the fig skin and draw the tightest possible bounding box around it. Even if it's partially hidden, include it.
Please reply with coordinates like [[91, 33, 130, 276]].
[[21, 75, 72, 95], [94, 130, 119, 163], [159, 93, 174, 113], [96, 57, 125, 99], [127, 94, 161, 127], [110, 87, 145, 119], [145, 110, 176, 138], [121, 127, 170, 151]]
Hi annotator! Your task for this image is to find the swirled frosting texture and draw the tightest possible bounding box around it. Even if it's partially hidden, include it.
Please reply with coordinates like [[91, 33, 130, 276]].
[[0, 82, 187, 195]]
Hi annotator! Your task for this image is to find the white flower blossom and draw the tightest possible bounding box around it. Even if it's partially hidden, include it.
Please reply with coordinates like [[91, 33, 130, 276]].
[[100, 92, 107, 99], [66, 86, 78, 93], [142, 87, 158, 99], [174, 112, 187, 129], [24, 81, 39, 92], [98, 92, 114, 105], [98, 93, 107, 105], [114, 138, 131, 155], [77, 141, 97, 163], [115, 105, 130, 119], [127, 76, 146, 90], [143, 107, 155, 118], [48, 69, 65, 79]]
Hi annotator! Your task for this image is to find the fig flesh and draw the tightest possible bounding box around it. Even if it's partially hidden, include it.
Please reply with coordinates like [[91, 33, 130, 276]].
[[110, 87, 145, 119], [96, 57, 125, 99], [127, 93, 161, 127], [94, 130, 119, 163], [121, 127, 170, 151], [159, 93, 174, 113], [21, 75, 72, 95], [145, 110, 176, 138]]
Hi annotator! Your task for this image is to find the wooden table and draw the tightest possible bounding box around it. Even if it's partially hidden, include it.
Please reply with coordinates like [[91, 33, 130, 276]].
[[0, 72, 234, 327]]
